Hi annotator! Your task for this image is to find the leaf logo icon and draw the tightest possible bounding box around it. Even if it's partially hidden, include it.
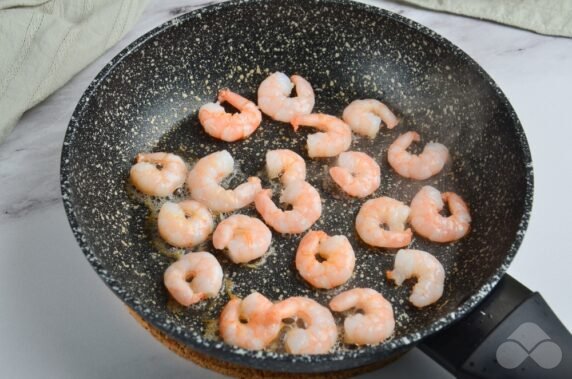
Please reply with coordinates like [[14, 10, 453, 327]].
[[496, 322, 562, 369]]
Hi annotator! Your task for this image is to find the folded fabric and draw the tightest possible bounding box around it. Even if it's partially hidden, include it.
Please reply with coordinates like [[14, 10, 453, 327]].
[[400, 0, 572, 38], [2, 0, 569, 144], [0, 0, 149, 144]]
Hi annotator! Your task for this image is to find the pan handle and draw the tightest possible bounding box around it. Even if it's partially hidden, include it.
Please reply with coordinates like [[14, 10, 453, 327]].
[[418, 274, 571, 378]]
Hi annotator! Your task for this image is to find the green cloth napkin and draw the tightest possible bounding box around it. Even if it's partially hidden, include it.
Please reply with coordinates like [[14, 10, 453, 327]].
[[0, 0, 149, 144], [401, 0, 572, 38]]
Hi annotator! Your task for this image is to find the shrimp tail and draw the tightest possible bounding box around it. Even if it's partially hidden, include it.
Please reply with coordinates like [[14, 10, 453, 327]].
[[217, 88, 230, 102], [387, 117, 399, 129], [291, 115, 301, 132], [386, 270, 395, 281], [247, 176, 262, 186]]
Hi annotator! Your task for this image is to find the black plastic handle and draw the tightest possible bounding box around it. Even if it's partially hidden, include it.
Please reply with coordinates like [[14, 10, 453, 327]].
[[418, 275, 571, 378]]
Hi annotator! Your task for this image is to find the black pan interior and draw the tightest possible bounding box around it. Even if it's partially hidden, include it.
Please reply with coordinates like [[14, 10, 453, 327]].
[[61, 0, 533, 373]]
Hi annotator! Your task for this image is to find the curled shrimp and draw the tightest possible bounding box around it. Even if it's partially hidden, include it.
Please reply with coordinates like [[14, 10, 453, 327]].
[[158, 200, 214, 248], [163, 252, 223, 306], [255, 180, 322, 234], [266, 149, 306, 185], [130, 152, 187, 196], [187, 150, 262, 213], [272, 297, 338, 354], [386, 249, 445, 308], [329, 288, 395, 345], [409, 186, 471, 243], [329, 151, 380, 198], [291, 113, 352, 158], [219, 292, 281, 350], [388, 131, 449, 180], [355, 196, 413, 248], [342, 99, 398, 139], [257, 72, 315, 122], [198, 89, 262, 142], [212, 214, 272, 264], [296, 231, 355, 289]]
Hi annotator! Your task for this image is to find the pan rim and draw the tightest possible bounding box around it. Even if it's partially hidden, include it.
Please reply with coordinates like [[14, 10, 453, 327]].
[[60, 0, 534, 372]]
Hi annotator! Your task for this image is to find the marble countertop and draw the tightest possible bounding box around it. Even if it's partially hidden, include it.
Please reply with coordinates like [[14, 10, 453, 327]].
[[1, 0, 571, 378]]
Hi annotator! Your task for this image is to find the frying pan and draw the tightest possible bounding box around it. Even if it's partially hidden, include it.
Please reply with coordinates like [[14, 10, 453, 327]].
[[60, 0, 571, 377]]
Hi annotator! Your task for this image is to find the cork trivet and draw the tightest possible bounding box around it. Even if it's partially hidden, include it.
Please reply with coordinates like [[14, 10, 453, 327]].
[[129, 309, 402, 378]]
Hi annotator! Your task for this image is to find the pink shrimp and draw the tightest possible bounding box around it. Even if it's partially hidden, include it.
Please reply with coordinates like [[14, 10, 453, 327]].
[[388, 131, 449, 180], [257, 72, 315, 122], [409, 186, 471, 243], [271, 297, 338, 354], [329, 288, 395, 345], [187, 150, 262, 213], [163, 252, 223, 306], [295, 231, 355, 289], [199, 89, 262, 142], [158, 200, 214, 248], [266, 149, 306, 185], [219, 292, 281, 350], [342, 99, 398, 138], [386, 249, 445, 308], [212, 214, 272, 264], [329, 151, 380, 198], [130, 152, 187, 196], [291, 113, 352, 158], [355, 196, 413, 248], [255, 180, 322, 234]]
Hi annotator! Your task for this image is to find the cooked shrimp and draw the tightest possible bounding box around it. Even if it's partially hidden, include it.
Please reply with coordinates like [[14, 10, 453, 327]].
[[272, 297, 337, 354], [329, 288, 395, 345], [342, 99, 398, 138], [291, 113, 352, 158], [130, 152, 187, 196], [255, 180, 322, 234], [219, 292, 281, 350], [158, 201, 214, 248], [198, 89, 262, 142], [257, 72, 315, 122], [266, 149, 306, 185], [296, 231, 355, 289], [355, 196, 412, 248], [386, 249, 445, 308], [409, 186, 471, 243], [329, 151, 380, 198], [212, 214, 272, 264], [163, 252, 223, 306], [187, 150, 262, 213], [388, 131, 449, 180]]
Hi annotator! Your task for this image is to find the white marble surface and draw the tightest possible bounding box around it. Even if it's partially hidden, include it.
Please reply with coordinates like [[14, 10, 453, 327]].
[[1, 0, 571, 378]]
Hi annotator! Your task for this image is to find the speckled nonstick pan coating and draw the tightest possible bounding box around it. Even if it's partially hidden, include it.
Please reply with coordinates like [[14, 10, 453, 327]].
[[60, 0, 533, 373]]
